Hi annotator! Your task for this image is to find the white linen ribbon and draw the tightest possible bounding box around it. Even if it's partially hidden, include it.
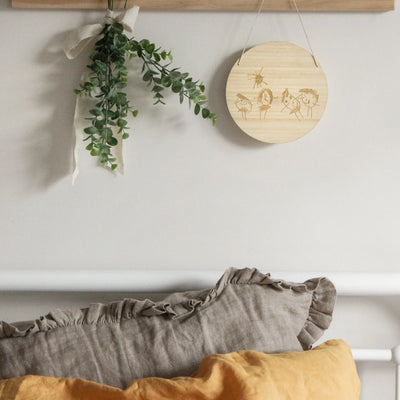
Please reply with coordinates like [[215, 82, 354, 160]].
[[64, 6, 140, 184]]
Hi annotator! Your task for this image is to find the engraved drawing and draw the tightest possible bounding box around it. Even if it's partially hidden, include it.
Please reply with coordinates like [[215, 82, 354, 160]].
[[248, 67, 268, 89], [232, 66, 320, 121], [281, 88, 303, 121], [257, 88, 273, 119], [235, 93, 252, 120], [298, 88, 319, 118]]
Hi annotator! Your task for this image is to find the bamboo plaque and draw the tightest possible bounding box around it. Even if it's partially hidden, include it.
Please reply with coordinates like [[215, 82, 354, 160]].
[[226, 42, 328, 143]]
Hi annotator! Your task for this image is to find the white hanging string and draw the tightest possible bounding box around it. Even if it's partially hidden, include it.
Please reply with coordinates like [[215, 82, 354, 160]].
[[291, 0, 318, 67], [237, 0, 318, 68], [237, 0, 265, 65]]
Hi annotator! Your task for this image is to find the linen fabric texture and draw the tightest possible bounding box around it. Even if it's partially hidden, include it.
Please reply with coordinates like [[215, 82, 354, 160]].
[[0, 268, 336, 389], [0, 340, 359, 400]]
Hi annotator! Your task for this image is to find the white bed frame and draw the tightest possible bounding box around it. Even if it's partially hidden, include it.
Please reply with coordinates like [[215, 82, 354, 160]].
[[1, 269, 399, 399]]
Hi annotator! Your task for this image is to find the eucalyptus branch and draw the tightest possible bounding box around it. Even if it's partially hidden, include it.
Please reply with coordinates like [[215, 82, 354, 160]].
[[75, 23, 216, 170], [132, 39, 217, 125]]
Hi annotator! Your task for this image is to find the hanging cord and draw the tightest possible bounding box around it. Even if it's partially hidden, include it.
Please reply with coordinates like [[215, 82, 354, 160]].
[[291, 0, 318, 67], [237, 0, 265, 65], [237, 0, 318, 68], [108, 0, 128, 11]]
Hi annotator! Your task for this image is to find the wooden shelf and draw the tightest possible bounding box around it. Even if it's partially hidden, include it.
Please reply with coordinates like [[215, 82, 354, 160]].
[[11, 0, 395, 11]]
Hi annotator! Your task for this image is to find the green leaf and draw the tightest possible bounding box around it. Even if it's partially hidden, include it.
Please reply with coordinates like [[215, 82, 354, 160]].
[[184, 81, 196, 89], [194, 104, 201, 115], [90, 77, 100, 86], [146, 43, 155, 54], [170, 71, 181, 80], [90, 149, 100, 156], [94, 60, 107, 72], [140, 39, 150, 47], [84, 126, 98, 135], [202, 108, 210, 118], [172, 82, 183, 93], [104, 127, 113, 136], [111, 164, 118, 170], [112, 23, 124, 33], [89, 109, 103, 116], [117, 119, 127, 127], [104, 110, 115, 119], [85, 143, 93, 150], [122, 133, 129, 139], [143, 70, 153, 82], [107, 137, 118, 146], [99, 154, 108, 163], [132, 110, 139, 117], [95, 120, 105, 130], [161, 76, 171, 87]]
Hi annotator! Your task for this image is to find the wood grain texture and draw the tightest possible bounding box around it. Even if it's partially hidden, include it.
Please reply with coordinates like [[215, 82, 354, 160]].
[[11, 0, 395, 11], [226, 42, 328, 144]]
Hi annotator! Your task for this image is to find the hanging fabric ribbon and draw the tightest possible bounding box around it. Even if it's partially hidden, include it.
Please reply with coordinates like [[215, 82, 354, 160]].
[[64, 6, 140, 184]]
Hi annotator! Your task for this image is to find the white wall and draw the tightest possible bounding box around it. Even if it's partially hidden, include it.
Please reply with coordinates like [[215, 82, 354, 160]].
[[0, 1, 399, 399], [1, 3, 400, 271]]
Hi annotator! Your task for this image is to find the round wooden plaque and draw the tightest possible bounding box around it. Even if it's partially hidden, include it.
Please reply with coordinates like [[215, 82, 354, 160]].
[[226, 42, 328, 143]]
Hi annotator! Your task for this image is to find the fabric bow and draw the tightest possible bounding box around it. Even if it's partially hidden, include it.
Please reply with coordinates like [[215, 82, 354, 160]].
[[64, 6, 140, 184], [64, 7, 140, 59]]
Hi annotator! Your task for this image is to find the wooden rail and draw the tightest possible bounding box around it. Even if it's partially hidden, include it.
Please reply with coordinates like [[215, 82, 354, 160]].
[[11, 0, 395, 11]]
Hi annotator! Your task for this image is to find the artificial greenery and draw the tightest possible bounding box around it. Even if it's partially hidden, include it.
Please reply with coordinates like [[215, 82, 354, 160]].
[[74, 2, 216, 171]]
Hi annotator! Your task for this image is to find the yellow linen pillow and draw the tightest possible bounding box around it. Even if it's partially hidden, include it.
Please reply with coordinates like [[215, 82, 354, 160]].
[[0, 339, 360, 400]]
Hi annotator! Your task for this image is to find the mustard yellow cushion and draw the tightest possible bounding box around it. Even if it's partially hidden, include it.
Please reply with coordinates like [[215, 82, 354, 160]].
[[0, 339, 360, 400]]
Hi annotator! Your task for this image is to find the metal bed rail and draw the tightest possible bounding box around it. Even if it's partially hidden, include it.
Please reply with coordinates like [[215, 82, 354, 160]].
[[1, 269, 400, 295], [352, 347, 400, 400]]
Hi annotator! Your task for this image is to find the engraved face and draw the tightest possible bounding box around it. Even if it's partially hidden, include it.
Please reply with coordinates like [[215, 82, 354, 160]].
[[282, 89, 299, 110], [258, 89, 273, 106], [300, 92, 317, 107], [235, 94, 252, 112]]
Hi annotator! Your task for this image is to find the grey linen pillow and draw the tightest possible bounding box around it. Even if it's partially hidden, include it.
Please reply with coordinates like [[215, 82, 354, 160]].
[[0, 268, 336, 388]]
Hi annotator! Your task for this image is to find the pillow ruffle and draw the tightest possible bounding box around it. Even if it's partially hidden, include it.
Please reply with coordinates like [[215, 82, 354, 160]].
[[0, 267, 336, 347]]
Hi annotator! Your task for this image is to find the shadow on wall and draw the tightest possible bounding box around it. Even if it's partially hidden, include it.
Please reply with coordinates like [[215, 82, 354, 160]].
[[208, 50, 272, 149], [23, 31, 80, 191], [1, 0, 78, 191]]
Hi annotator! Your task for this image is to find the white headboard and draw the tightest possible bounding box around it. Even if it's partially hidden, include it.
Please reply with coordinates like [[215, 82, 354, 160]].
[[1, 269, 399, 399], [1, 269, 400, 295]]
